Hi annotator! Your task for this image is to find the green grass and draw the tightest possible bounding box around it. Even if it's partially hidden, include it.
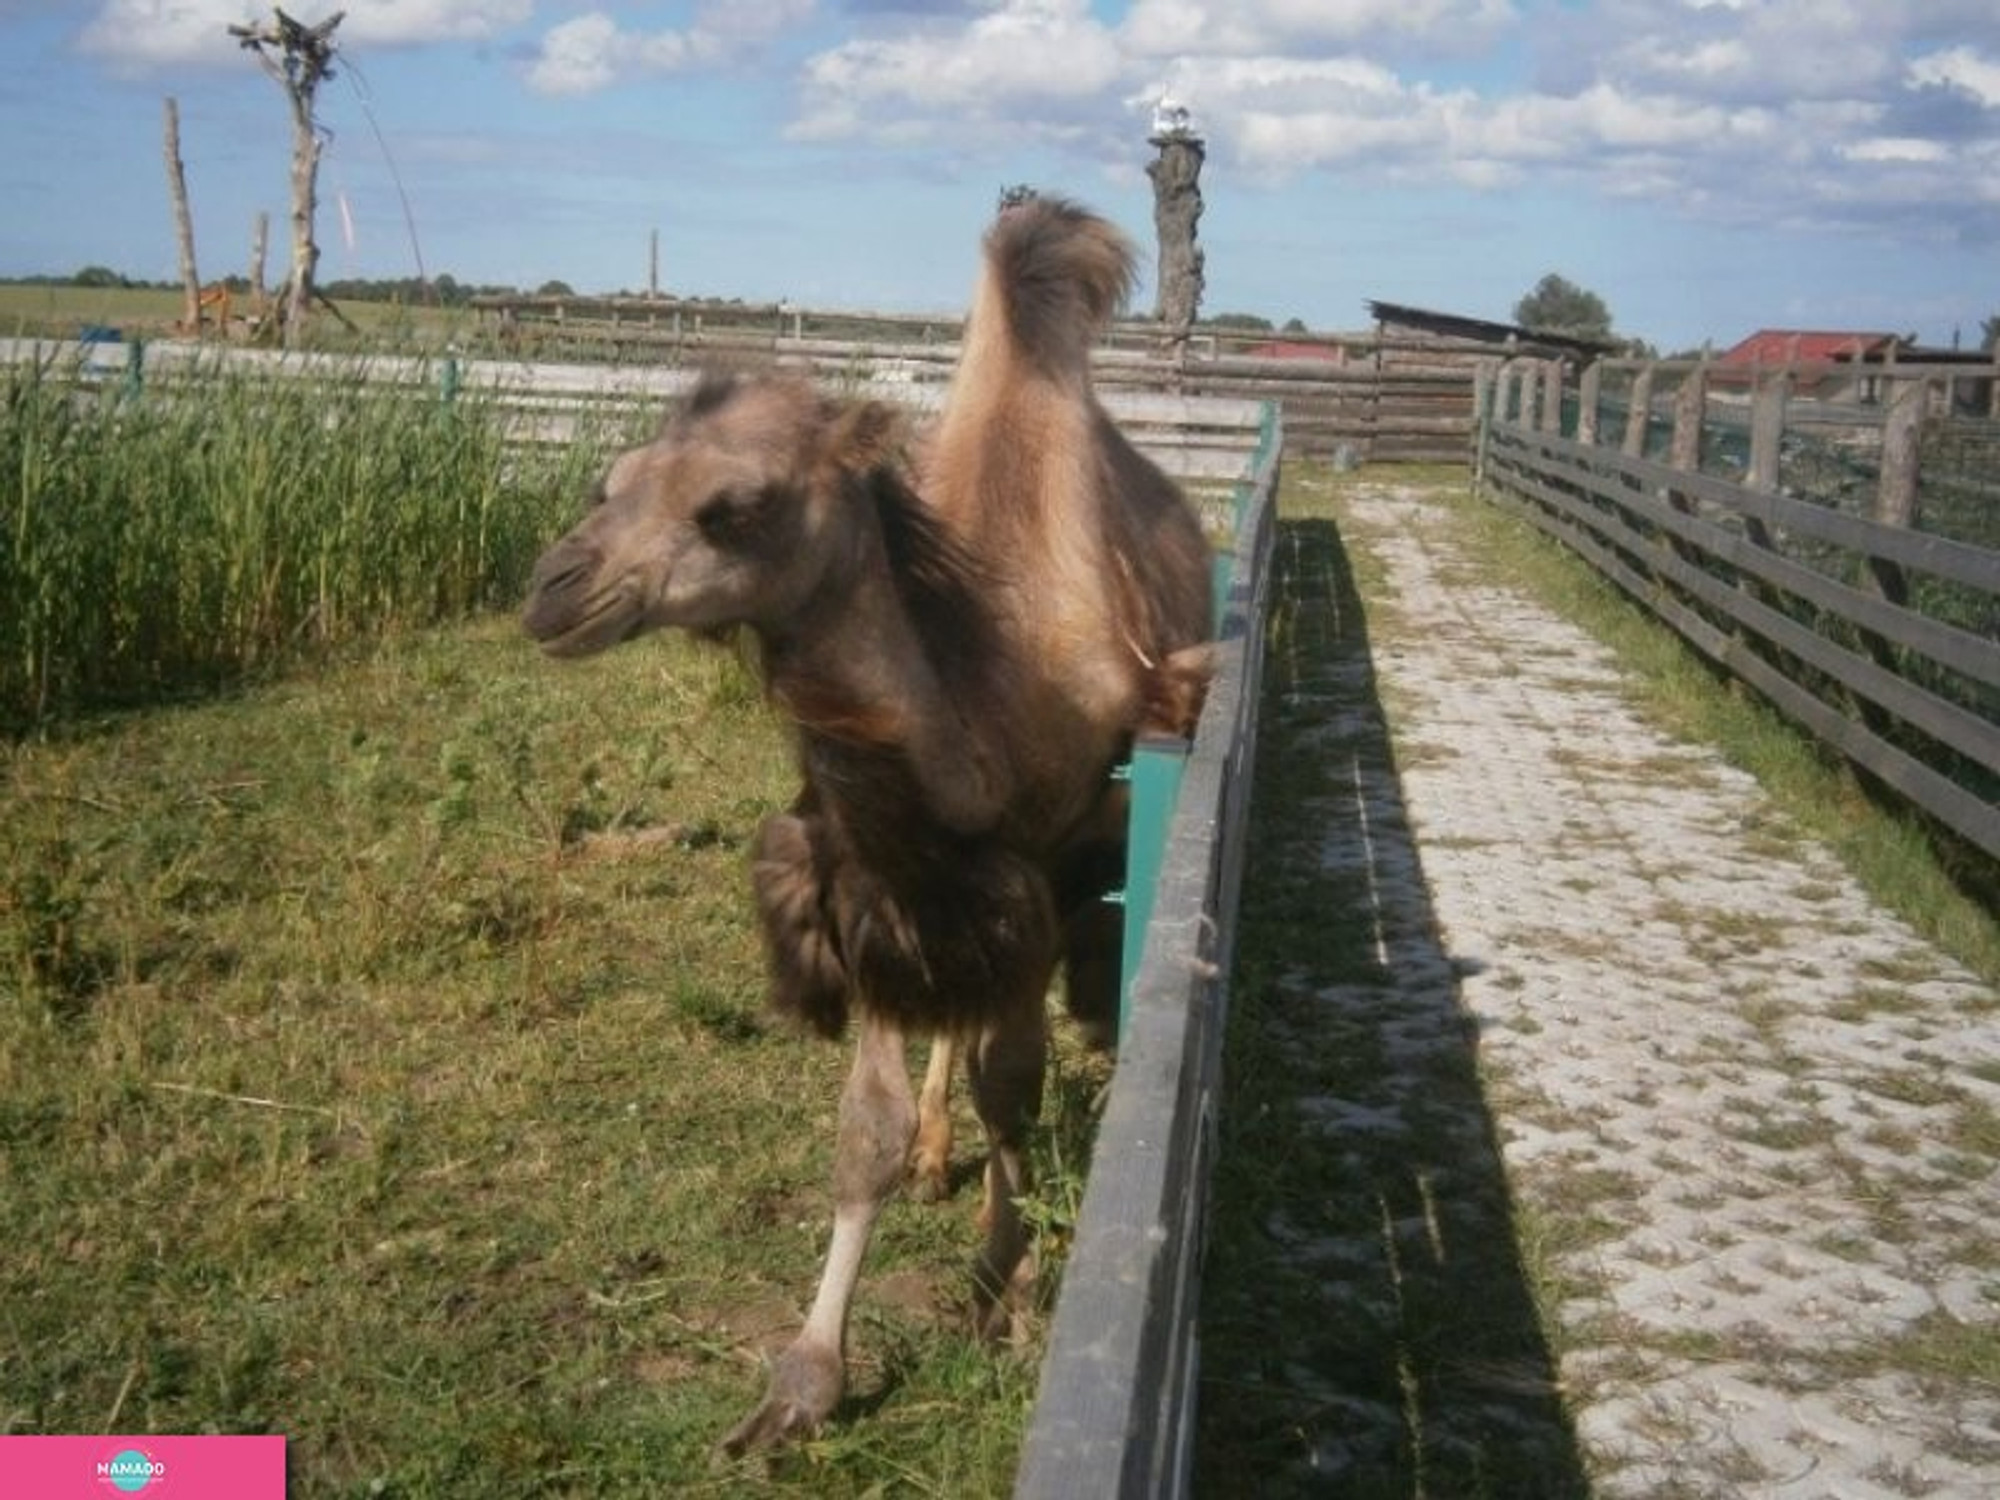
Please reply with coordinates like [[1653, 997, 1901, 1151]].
[[1, 618, 1093, 1495], [0, 283, 189, 333]]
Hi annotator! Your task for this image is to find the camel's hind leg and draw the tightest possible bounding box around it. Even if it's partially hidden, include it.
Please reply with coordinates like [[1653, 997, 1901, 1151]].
[[720, 1011, 914, 1458], [966, 996, 1048, 1341], [909, 1034, 955, 1203]]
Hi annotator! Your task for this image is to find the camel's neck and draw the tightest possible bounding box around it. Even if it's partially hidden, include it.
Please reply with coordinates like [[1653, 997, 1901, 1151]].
[[757, 474, 1016, 838]]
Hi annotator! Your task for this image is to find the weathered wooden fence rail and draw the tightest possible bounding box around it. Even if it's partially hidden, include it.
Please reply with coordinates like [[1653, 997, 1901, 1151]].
[[0, 336, 1267, 490], [1477, 356, 2000, 861], [489, 297, 1489, 463], [1015, 410, 1281, 1498], [7, 318, 1476, 463]]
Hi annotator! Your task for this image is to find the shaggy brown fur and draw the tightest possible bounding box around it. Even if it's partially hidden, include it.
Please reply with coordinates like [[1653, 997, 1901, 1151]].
[[520, 194, 1213, 1457]]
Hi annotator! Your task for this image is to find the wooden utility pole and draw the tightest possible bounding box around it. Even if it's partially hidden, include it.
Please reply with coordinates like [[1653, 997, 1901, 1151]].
[[162, 97, 202, 332], [229, 7, 344, 345]]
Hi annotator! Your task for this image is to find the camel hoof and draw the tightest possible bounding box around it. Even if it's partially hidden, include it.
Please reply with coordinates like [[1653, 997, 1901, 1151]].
[[907, 1155, 950, 1204], [971, 1248, 1039, 1345], [716, 1339, 844, 1459]]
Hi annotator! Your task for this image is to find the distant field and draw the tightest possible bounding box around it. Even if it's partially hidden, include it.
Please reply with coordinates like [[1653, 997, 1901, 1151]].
[[0, 282, 184, 332], [0, 283, 472, 345]]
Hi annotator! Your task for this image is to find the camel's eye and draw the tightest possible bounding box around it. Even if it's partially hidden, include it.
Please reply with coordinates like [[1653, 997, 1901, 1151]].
[[587, 478, 610, 510], [695, 484, 782, 547]]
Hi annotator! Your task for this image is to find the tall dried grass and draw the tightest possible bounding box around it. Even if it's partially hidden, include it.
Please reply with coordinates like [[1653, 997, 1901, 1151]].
[[1, 352, 617, 727]]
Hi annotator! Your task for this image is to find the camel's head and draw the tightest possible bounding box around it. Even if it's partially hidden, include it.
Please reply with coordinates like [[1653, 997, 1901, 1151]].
[[523, 373, 902, 657]]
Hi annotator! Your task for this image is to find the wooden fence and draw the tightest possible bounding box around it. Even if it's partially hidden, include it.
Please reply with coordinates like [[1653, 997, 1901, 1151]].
[[8, 306, 1485, 463], [1014, 411, 1281, 1498], [0, 335, 1267, 492], [1476, 356, 2000, 862], [466, 296, 1478, 463]]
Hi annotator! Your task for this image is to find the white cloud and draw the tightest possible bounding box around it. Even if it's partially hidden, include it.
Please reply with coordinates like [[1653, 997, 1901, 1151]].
[[526, 13, 624, 97], [1842, 136, 1951, 164], [80, 0, 530, 70], [792, 0, 1123, 142], [526, 1, 814, 96], [1120, 0, 1515, 59], [1909, 45, 2000, 109], [67, 0, 2000, 250]]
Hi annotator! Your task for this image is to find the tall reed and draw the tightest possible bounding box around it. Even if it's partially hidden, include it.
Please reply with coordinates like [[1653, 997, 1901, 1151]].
[[0, 352, 616, 728]]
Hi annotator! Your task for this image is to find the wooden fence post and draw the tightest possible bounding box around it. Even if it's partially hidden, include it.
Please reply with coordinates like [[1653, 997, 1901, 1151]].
[[1668, 361, 1708, 474], [1736, 369, 1790, 609], [1622, 364, 1655, 457], [1577, 361, 1601, 447], [1471, 361, 1495, 485], [1540, 360, 1565, 436], [1519, 360, 1541, 433], [1747, 368, 1789, 497], [1869, 374, 1927, 606]]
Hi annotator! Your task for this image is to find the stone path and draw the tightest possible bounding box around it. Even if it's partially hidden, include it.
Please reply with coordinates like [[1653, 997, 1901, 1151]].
[[1337, 479, 2000, 1498]]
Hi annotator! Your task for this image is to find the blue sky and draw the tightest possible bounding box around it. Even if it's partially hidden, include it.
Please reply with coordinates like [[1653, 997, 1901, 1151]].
[[1, 1, 1995, 352]]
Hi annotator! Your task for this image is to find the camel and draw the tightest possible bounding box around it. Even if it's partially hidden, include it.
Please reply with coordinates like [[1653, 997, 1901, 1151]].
[[521, 195, 1213, 1455]]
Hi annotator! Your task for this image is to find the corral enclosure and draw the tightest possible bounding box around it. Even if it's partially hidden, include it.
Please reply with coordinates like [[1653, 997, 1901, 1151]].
[[0, 332, 1279, 1493], [6, 319, 1997, 1490]]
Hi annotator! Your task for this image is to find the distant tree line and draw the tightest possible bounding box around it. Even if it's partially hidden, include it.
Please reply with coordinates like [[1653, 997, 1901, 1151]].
[[4, 266, 563, 305], [16, 267, 1996, 352]]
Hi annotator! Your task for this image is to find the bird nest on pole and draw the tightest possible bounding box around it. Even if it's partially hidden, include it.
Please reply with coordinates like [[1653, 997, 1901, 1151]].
[[228, 7, 344, 86]]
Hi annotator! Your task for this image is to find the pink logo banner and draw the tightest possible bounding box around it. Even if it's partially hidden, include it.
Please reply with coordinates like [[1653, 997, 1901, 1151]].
[[0, 1436, 285, 1497]]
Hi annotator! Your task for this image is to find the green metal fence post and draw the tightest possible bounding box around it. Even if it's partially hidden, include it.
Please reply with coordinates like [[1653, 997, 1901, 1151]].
[[122, 337, 145, 402], [1114, 733, 1192, 1037]]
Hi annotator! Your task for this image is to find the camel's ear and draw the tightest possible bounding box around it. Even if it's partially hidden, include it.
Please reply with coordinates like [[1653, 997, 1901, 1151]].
[[819, 400, 903, 474]]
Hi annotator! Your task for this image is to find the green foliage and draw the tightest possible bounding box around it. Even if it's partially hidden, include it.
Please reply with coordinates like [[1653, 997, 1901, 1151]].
[[318, 272, 520, 307], [1207, 312, 1276, 332], [1514, 272, 1615, 344], [0, 356, 610, 728]]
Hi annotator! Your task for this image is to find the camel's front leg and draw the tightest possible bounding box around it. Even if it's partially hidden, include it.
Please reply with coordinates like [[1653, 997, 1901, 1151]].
[[908, 1033, 955, 1203], [966, 999, 1048, 1341], [720, 1012, 914, 1457]]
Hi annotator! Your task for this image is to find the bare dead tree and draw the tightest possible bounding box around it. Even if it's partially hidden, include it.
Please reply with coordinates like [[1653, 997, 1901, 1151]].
[[250, 210, 269, 301], [1147, 100, 1206, 357], [229, 7, 344, 345], [162, 97, 202, 333]]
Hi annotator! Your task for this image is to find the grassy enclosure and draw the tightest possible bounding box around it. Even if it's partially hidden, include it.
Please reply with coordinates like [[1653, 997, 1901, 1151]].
[[0, 612, 1108, 1493], [1, 350, 1111, 1492]]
